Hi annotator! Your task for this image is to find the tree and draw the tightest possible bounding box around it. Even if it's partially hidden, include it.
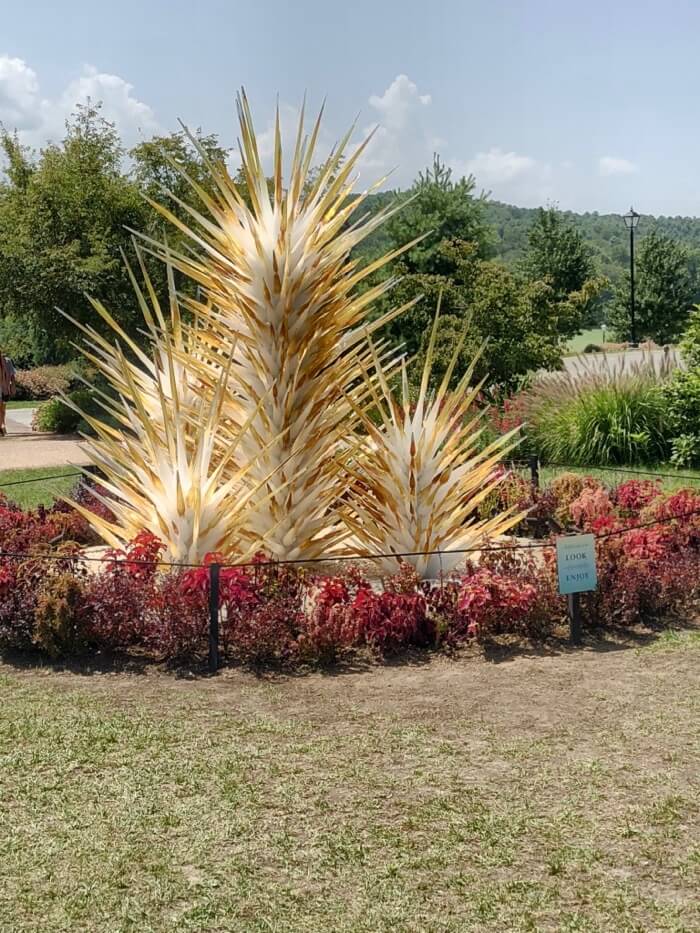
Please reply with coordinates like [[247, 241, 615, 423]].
[[0, 103, 149, 364], [680, 304, 700, 367], [367, 162, 568, 390], [522, 207, 594, 297], [520, 206, 607, 334], [610, 230, 699, 343], [383, 240, 565, 391], [130, 129, 229, 238], [383, 155, 494, 276]]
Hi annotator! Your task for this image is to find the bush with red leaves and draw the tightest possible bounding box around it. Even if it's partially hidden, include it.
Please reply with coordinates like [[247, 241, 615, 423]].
[[87, 568, 154, 649], [458, 567, 536, 638], [4, 475, 700, 667], [612, 479, 662, 516], [297, 572, 361, 662], [0, 547, 86, 651], [0, 559, 39, 649], [349, 565, 435, 655], [87, 532, 165, 649], [642, 489, 700, 549], [582, 528, 698, 628], [220, 567, 299, 664], [569, 485, 615, 531], [144, 571, 210, 661], [0, 484, 109, 553]]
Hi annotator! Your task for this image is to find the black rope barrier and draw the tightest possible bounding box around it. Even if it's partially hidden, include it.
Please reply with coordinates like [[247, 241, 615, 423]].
[[2, 504, 700, 571], [2, 460, 699, 491], [541, 463, 700, 482], [0, 471, 83, 488]]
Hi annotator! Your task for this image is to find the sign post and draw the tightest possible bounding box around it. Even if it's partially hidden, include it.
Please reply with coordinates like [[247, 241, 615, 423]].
[[556, 534, 597, 645]]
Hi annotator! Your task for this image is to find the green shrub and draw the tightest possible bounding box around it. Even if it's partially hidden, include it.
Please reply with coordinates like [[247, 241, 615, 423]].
[[680, 304, 700, 367], [663, 368, 700, 438], [531, 382, 670, 465], [519, 356, 673, 466], [670, 434, 700, 468], [33, 389, 96, 434]]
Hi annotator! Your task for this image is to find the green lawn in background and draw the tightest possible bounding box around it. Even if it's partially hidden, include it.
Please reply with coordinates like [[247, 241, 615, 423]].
[[565, 328, 607, 354], [3, 461, 700, 514], [538, 463, 700, 492], [0, 466, 80, 509], [6, 401, 38, 410]]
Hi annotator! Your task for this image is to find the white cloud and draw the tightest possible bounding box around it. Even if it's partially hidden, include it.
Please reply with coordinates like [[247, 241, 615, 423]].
[[598, 156, 638, 177], [59, 66, 160, 144], [358, 74, 436, 186], [0, 56, 46, 130], [246, 75, 437, 189], [456, 147, 539, 185], [367, 74, 431, 131], [448, 148, 554, 207], [0, 55, 161, 149]]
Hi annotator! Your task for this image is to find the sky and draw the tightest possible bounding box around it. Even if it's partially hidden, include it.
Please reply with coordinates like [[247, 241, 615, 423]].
[[2, 0, 700, 216]]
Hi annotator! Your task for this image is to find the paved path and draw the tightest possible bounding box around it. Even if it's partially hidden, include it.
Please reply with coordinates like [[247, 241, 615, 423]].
[[562, 347, 681, 376], [1, 408, 91, 471]]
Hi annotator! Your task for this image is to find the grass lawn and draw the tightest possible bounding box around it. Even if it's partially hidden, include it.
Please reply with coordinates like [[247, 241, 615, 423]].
[[539, 462, 700, 492], [6, 400, 38, 410], [0, 465, 80, 509], [0, 631, 698, 931], [565, 328, 607, 354]]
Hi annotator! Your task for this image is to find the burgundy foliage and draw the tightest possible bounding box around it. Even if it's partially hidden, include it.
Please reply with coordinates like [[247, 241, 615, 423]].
[[1, 475, 700, 664]]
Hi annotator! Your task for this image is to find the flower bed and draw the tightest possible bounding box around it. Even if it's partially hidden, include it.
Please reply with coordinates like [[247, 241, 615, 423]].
[[1, 476, 699, 667]]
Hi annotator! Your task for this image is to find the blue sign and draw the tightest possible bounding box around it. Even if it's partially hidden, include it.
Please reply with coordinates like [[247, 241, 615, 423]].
[[556, 534, 597, 595]]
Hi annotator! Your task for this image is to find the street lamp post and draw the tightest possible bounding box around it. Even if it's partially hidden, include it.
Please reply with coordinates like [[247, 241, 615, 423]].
[[622, 207, 641, 346]]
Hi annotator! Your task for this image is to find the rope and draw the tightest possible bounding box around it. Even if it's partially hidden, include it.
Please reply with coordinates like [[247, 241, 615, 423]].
[[542, 463, 700, 482], [0, 471, 83, 489], [2, 505, 700, 571]]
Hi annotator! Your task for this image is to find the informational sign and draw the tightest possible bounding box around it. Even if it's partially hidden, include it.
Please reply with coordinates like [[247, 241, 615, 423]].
[[556, 534, 597, 595]]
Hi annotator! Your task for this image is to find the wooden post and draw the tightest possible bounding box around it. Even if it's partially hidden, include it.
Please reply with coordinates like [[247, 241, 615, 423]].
[[529, 455, 540, 490], [568, 592, 583, 645], [208, 563, 221, 673]]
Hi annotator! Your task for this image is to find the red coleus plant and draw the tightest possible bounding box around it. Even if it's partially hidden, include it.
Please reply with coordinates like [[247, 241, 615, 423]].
[[569, 486, 615, 531], [104, 530, 165, 580], [352, 586, 433, 655], [613, 479, 662, 515], [297, 573, 362, 662], [457, 567, 537, 638]]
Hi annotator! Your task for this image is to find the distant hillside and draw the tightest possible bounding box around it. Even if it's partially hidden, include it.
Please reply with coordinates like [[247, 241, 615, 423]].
[[484, 202, 700, 281], [358, 191, 700, 284]]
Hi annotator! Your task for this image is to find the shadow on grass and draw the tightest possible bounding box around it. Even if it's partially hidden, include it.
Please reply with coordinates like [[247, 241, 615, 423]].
[[0, 647, 155, 678], [480, 619, 698, 665], [2, 620, 697, 681]]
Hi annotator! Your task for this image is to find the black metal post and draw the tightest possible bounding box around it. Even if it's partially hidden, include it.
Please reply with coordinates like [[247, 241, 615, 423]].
[[208, 562, 221, 673], [629, 223, 637, 347], [529, 455, 540, 490], [568, 592, 583, 645]]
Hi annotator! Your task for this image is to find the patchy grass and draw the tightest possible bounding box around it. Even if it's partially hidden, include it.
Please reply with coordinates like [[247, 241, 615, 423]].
[[6, 400, 37, 410], [0, 634, 698, 931], [643, 628, 700, 652], [0, 466, 80, 509]]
